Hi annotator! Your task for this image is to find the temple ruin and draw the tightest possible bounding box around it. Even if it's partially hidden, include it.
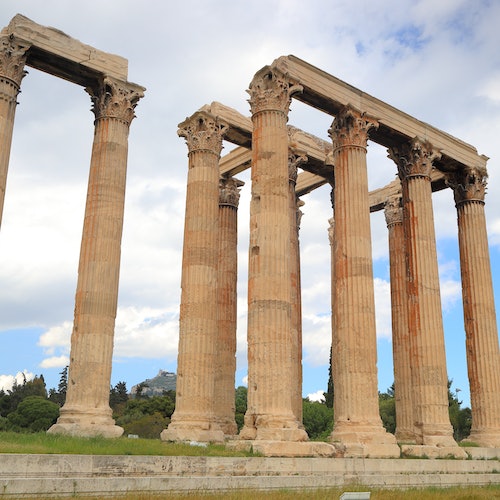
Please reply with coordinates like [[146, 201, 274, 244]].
[[1, 15, 499, 457], [163, 58, 500, 457], [0, 15, 144, 437]]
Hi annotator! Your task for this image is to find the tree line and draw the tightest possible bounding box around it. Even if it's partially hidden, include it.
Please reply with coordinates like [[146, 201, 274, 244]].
[[0, 367, 471, 442]]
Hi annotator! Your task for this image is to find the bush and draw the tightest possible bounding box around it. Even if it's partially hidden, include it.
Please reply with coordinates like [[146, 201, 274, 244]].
[[7, 396, 59, 432]]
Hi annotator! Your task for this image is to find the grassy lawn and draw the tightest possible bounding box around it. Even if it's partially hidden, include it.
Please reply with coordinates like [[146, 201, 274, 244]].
[[5, 486, 500, 499], [0, 431, 253, 456]]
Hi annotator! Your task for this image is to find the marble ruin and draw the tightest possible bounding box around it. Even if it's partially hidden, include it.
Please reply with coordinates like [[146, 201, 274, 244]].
[[0, 15, 144, 437], [1, 15, 499, 456]]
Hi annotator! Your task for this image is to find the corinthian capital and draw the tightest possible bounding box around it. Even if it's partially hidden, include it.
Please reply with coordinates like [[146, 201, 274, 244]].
[[328, 105, 378, 150], [388, 137, 441, 180], [247, 66, 302, 116], [178, 111, 228, 156], [384, 195, 403, 227], [86, 77, 144, 125], [219, 176, 244, 207], [0, 35, 29, 85], [288, 149, 307, 184], [446, 166, 488, 205]]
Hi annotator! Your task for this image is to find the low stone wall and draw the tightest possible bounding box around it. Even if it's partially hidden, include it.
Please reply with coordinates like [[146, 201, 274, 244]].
[[1, 454, 499, 497]]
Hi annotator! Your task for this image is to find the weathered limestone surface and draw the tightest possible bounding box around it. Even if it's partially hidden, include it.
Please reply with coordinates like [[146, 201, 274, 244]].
[[49, 78, 143, 438], [288, 152, 306, 425], [2, 454, 499, 496], [1, 14, 127, 85], [215, 176, 243, 436], [0, 35, 28, 227], [384, 196, 415, 443], [389, 138, 463, 456], [448, 168, 500, 447], [161, 111, 227, 443], [329, 106, 399, 458], [240, 66, 308, 443]]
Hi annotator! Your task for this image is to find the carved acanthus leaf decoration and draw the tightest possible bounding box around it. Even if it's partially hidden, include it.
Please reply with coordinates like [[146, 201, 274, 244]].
[[329, 105, 378, 150], [384, 195, 403, 227], [446, 167, 488, 205], [0, 35, 29, 86], [388, 137, 441, 180], [248, 66, 302, 116], [86, 77, 144, 125], [219, 176, 244, 207], [178, 111, 228, 156], [288, 150, 307, 183]]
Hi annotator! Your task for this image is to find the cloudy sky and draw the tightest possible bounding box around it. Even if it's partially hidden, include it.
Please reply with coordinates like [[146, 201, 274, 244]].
[[1, 0, 499, 407]]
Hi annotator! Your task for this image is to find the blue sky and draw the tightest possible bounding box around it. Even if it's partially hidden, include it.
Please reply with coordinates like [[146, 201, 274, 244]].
[[1, 0, 500, 410]]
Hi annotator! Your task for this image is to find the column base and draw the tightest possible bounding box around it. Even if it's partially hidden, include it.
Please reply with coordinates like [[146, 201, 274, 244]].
[[227, 439, 335, 457], [239, 414, 309, 442], [401, 444, 467, 459], [395, 429, 417, 444], [47, 406, 123, 438], [160, 420, 225, 444], [330, 423, 400, 458], [464, 429, 500, 448]]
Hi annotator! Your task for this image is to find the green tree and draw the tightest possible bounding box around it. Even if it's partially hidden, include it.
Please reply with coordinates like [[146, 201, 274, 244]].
[[48, 366, 68, 407], [302, 398, 333, 440], [234, 386, 247, 431], [1, 375, 47, 416], [109, 381, 129, 410], [323, 349, 334, 409], [379, 390, 396, 434], [7, 396, 59, 432]]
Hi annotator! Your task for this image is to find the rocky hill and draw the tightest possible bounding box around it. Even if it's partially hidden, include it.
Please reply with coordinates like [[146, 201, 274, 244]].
[[130, 370, 176, 397]]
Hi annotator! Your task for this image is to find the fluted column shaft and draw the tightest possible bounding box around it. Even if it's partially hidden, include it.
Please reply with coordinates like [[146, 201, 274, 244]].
[[389, 138, 456, 447], [241, 67, 307, 441], [0, 35, 28, 228], [384, 195, 415, 443], [289, 152, 306, 425], [50, 78, 143, 437], [162, 111, 227, 443], [215, 176, 243, 436], [329, 106, 390, 443], [448, 168, 500, 447]]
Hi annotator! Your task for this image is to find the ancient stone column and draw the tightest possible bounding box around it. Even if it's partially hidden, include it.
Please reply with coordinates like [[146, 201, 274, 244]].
[[161, 111, 227, 443], [389, 138, 461, 454], [215, 175, 243, 436], [0, 35, 29, 228], [49, 77, 144, 437], [328, 105, 399, 457], [384, 195, 415, 443], [289, 151, 306, 425], [447, 167, 500, 447], [240, 67, 308, 442]]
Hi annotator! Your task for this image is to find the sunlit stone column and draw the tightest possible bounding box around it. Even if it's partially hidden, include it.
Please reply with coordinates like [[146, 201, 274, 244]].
[[328, 105, 399, 457], [447, 167, 500, 448], [49, 77, 144, 437], [289, 151, 306, 425], [0, 35, 28, 228], [215, 176, 243, 436], [161, 111, 227, 443], [384, 194, 415, 443], [241, 67, 308, 442], [389, 138, 463, 456]]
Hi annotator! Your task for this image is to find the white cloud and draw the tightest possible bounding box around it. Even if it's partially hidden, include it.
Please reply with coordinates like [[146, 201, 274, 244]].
[[306, 390, 325, 403], [39, 356, 69, 369], [0, 370, 34, 392]]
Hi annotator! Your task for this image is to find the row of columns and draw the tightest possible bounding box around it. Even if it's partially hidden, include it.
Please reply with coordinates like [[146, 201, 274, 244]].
[[168, 66, 500, 455], [385, 158, 500, 448], [0, 35, 144, 437]]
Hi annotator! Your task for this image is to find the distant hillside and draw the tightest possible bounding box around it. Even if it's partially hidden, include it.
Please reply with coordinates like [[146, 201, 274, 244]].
[[130, 370, 176, 397]]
